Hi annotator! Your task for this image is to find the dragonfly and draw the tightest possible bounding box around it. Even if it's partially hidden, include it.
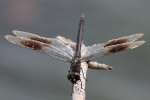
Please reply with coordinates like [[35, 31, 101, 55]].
[[5, 15, 145, 84]]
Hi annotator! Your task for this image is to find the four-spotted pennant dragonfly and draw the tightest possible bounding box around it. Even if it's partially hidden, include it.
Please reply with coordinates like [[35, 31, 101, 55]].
[[5, 15, 145, 84]]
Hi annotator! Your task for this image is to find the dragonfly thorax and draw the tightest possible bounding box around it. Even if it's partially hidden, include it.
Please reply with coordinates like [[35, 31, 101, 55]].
[[67, 60, 81, 84]]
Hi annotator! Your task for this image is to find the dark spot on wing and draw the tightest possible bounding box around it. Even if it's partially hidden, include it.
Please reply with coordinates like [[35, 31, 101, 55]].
[[30, 37, 51, 44], [21, 40, 43, 50], [104, 38, 128, 47], [107, 44, 129, 53]]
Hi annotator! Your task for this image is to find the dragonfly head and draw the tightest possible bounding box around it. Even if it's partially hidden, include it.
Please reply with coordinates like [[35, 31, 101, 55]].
[[67, 60, 81, 84], [67, 71, 80, 84]]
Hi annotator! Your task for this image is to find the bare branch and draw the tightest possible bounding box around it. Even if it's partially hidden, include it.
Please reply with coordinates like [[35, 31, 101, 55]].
[[72, 62, 88, 100], [88, 61, 112, 70]]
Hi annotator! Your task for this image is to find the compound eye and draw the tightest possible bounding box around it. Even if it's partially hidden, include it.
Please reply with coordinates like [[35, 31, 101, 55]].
[[75, 74, 80, 81]]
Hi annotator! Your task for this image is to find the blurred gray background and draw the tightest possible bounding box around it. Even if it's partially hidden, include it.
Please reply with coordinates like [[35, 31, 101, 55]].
[[0, 0, 150, 100]]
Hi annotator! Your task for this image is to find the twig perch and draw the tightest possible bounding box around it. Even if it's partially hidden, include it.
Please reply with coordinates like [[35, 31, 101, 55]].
[[72, 62, 88, 100], [71, 61, 112, 100]]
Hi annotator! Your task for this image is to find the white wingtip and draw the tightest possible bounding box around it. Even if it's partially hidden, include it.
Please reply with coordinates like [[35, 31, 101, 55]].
[[129, 40, 146, 49], [128, 33, 144, 42], [4, 35, 21, 45], [12, 30, 22, 35], [12, 30, 39, 38]]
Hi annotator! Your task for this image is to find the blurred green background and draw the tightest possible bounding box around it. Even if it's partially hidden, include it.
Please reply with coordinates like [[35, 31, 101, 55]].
[[0, 0, 150, 100]]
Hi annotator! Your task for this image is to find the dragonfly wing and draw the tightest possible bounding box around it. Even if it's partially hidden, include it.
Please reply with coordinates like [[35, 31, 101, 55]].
[[56, 35, 76, 49], [12, 30, 53, 44], [12, 30, 76, 48], [5, 31, 75, 62], [84, 33, 145, 58], [56, 35, 87, 57], [13, 30, 75, 57], [104, 33, 144, 47], [84, 43, 105, 58]]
